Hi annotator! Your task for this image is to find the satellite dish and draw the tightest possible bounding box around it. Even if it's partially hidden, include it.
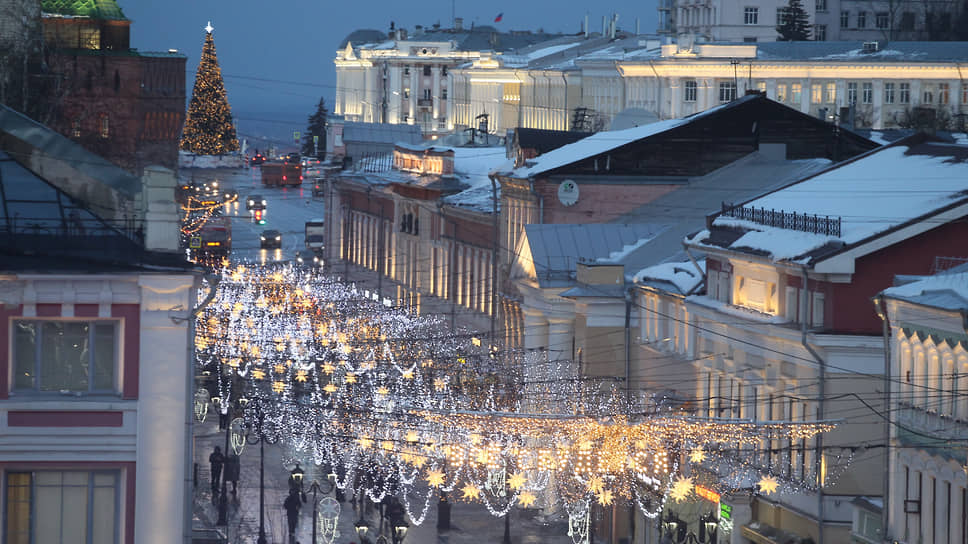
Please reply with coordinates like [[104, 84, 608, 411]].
[[558, 179, 579, 206], [610, 108, 659, 131]]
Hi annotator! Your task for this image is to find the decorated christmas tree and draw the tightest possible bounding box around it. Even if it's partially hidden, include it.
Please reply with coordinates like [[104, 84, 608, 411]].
[[180, 22, 239, 155]]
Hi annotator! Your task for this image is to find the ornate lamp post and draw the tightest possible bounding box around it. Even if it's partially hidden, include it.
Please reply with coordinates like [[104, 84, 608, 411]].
[[243, 401, 277, 544], [355, 518, 372, 544], [214, 395, 232, 526], [391, 519, 409, 544], [308, 477, 335, 544]]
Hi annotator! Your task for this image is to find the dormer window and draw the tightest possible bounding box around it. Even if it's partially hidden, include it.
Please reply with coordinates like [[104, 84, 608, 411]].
[[730, 263, 779, 315]]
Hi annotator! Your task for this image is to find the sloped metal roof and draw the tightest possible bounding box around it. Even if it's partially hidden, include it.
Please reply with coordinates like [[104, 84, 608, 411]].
[[754, 41, 968, 63], [342, 122, 423, 146]]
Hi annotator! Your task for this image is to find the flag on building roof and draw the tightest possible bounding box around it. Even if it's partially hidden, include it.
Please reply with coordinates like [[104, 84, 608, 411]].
[[494, 12, 503, 22]]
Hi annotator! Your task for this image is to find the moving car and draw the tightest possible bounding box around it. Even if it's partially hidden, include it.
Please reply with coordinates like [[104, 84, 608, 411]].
[[295, 249, 321, 267], [223, 189, 239, 203], [246, 194, 267, 210], [260, 229, 282, 249], [250, 153, 266, 166], [285, 152, 301, 164]]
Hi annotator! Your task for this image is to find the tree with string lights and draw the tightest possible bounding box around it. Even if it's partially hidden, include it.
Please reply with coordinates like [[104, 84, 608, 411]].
[[180, 22, 239, 155]]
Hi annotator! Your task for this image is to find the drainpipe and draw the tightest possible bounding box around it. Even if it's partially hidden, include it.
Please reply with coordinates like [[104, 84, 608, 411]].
[[561, 73, 569, 131], [528, 179, 544, 224], [648, 59, 663, 120], [872, 295, 892, 541], [491, 174, 499, 345], [800, 264, 825, 544]]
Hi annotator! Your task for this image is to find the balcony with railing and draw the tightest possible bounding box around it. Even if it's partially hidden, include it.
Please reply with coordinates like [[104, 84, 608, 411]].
[[895, 402, 968, 463]]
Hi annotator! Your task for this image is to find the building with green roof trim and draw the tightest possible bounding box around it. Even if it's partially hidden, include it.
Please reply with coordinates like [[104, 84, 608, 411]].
[[41, 0, 127, 20]]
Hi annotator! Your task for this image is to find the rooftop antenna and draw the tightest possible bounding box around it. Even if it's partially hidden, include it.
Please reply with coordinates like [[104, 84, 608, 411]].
[[584, 15, 589, 38]]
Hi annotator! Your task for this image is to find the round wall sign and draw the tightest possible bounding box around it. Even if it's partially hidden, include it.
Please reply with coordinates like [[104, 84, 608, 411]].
[[558, 179, 579, 206]]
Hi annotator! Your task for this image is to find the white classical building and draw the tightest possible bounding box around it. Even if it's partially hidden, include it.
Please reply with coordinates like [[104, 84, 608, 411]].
[[878, 266, 968, 544]]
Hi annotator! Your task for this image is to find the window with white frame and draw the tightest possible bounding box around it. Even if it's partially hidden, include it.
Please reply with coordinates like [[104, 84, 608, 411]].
[[732, 269, 778, 314], [814, 24, 827, 41], [811, 291, 825, 328], [785, 286, 799, 321], [840, 10, 849, 28], [884, 82, 896, 103], [862, 82, 873, 104], [719, 81, 737, 102], [857, 11, 867, 28], [811, 83, 822, 104], [5, 470, 120, 544], [13, 320, 118, 393], [816, 0, 827, 12], [684, 80, 698, 102], [899, 82, 910, 103], [939, 83, 950, 105], [777, 7, 790, 25], [777, 83, 788, 102], [876, 12, 889, 28], [847, 82, 858, 105], [744, 7, 759, 25], [791, 83, 802, 103], [824, 82, 836, 103]]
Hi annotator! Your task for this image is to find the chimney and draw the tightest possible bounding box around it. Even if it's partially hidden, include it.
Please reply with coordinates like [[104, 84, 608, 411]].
[[602, 16, 607, 36], [636, 17, 640, 35], [398, 28, 408, 40], [454, 17, 463, 31], [415, 24, 423, 36], [584, 15, 589, 38], [141, 166, 181, 252]]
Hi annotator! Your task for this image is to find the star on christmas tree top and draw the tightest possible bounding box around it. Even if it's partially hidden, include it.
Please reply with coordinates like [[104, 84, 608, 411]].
[[205, 21, 214, 34]]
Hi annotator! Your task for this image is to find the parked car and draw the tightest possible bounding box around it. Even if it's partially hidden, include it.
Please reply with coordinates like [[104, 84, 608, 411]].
[[246, 194, 267, 210], [260, 229, 282, 249]]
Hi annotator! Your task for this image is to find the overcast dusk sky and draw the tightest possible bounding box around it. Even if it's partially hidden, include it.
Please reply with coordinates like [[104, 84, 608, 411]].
[[125, 0, 658, 117]]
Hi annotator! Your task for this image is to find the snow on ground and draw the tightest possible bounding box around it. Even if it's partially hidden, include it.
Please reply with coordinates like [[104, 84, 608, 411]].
[[708, 143, 968, 260], [633, 260, 706, 294], [179, 151, 245, 169]]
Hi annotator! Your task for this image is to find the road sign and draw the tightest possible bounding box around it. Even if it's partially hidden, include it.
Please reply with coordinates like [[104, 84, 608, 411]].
[[293, 131, 301, 142], [189, 236, 201, 249], [313, 135, 319, 143]]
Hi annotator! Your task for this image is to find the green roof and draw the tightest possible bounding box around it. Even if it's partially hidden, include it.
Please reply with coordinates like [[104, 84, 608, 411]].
[[42, 0, 127, 20]]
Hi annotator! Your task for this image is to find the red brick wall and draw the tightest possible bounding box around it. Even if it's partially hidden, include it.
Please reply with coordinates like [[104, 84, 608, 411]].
[[47, 52, 185, 174], [534, 180, 681, 224]]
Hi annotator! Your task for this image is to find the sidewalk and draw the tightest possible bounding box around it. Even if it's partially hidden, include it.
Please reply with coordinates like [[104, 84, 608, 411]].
[[192, 418, 573, 543]]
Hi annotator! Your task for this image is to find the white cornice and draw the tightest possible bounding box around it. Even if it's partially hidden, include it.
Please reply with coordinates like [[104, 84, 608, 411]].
[[619, 61, 965, 80]]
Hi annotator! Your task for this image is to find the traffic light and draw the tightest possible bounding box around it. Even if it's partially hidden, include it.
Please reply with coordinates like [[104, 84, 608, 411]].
[[254, 209, 266, 225]]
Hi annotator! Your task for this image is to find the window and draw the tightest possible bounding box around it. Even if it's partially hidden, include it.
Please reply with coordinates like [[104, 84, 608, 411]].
[[815, 0, 826, 12], [5, 470, 120, 544], [857, 11, 867, 28], [403, 88, 410, 99], [876, 12, 889, 29], [71, 119, 81, 138], [840, 11, 850, 28], [719, 81, 737, 102], [422, 88, 431, 100], [403, 65, 411, 75], [441, 89, 448, 100], [744, 7, 759, 25], [423, 65, 431, 76], [811, 83, 822, 104], [847, 82, 858, 105], [900, 82, 910, 104], [756, 81, 766, 93], [791, 83, 802, 103], [684, 80, 698, 102], [744, 37, 758, 42], [13, 320, 117, 393], [884, 82, 896, 103], [815, 24, 827, 41], [824, 82, 836, 103], [811, 291, 824, 327], [732, 275, 778, 314], [862, 82, 873, 104], [923, 90, 933, 104], [98, 115, 109, 139], [438, 117, 447, 129], [777, 83, 788, 102], [939, 83, 950, 105], [441, 66, 448, 76]]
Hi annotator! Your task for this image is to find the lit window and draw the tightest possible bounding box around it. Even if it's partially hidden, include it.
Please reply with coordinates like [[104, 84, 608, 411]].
[[99, 115, 109, 138], [71, 119, 81, 138], [684, 80, 698, 102], [777, 83, 787, 102], [824, 82, 836, 103], [5, 471, 120, 544], [811, 83, 822, 104], [744, 7, 759, 25], [791, 83, 802, 103], [13, 320, 117, 393], [732, 275, 778, 314]]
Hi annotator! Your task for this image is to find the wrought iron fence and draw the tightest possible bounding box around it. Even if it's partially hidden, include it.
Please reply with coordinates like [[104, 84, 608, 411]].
[[720, 202, 842, 237]]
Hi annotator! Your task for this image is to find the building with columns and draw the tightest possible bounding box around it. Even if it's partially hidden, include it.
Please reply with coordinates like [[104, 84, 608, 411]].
[[334, 22, 569, 136], [0, 105, 199, 544], [878, 265, 968, 544]]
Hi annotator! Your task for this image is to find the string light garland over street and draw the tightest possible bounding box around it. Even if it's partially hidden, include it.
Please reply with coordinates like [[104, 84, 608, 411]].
[[195, 264, 839, 540]]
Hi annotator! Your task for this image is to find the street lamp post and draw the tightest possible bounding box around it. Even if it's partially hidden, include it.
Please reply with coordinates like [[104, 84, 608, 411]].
[[243, 403, 276, 544], [308, 478, 334, 544], [391, 519, 409, 544], [215, 397, 231, 526]]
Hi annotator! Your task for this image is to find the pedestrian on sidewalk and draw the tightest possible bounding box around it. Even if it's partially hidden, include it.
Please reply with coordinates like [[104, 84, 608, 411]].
[[224, 452, 240, 494], [284, 487, 302, 542], [209, 446, 225, 496]]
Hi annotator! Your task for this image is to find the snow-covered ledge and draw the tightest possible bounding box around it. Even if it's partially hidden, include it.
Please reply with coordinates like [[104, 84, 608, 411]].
[[178, 151, 244, 169]]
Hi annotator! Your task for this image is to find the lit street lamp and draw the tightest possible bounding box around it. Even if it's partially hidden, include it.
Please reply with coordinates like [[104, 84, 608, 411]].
[[391, 519, 409, 544]]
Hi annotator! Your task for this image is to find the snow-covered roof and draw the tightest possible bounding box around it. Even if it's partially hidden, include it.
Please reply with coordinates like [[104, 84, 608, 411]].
[[498, 94, 760, 179], [692, 136, 968, 264], [442, 147, 508, 211], [634, 260, 706, 296], [882, 265, 968, 312], [754, 41, 968, 63]]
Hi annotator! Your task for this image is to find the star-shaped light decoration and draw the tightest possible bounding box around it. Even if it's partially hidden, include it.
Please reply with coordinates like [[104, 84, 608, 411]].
[[272, 381, 285, 393], [401, 368, 415, 380], [205, 21, 214, 34], [507, 472, 527, 491], [518, 491, 537, 507], [323, 383, 338, 393], [689, 447, 706, 463], [586, 476, 605, 494], [426, 469, 445, 487], [345, 373, 357, 384], [669, 476, 694, 502], [597, 489, 614, 506], [322, 363, 335, 375], [433, 378, 447, 391], [358, 437, 374, 450], [461, 483, 481, 500], [251, 368, 266, 380], [295, 370, 308, 382], [758, 475, 780, 495]]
